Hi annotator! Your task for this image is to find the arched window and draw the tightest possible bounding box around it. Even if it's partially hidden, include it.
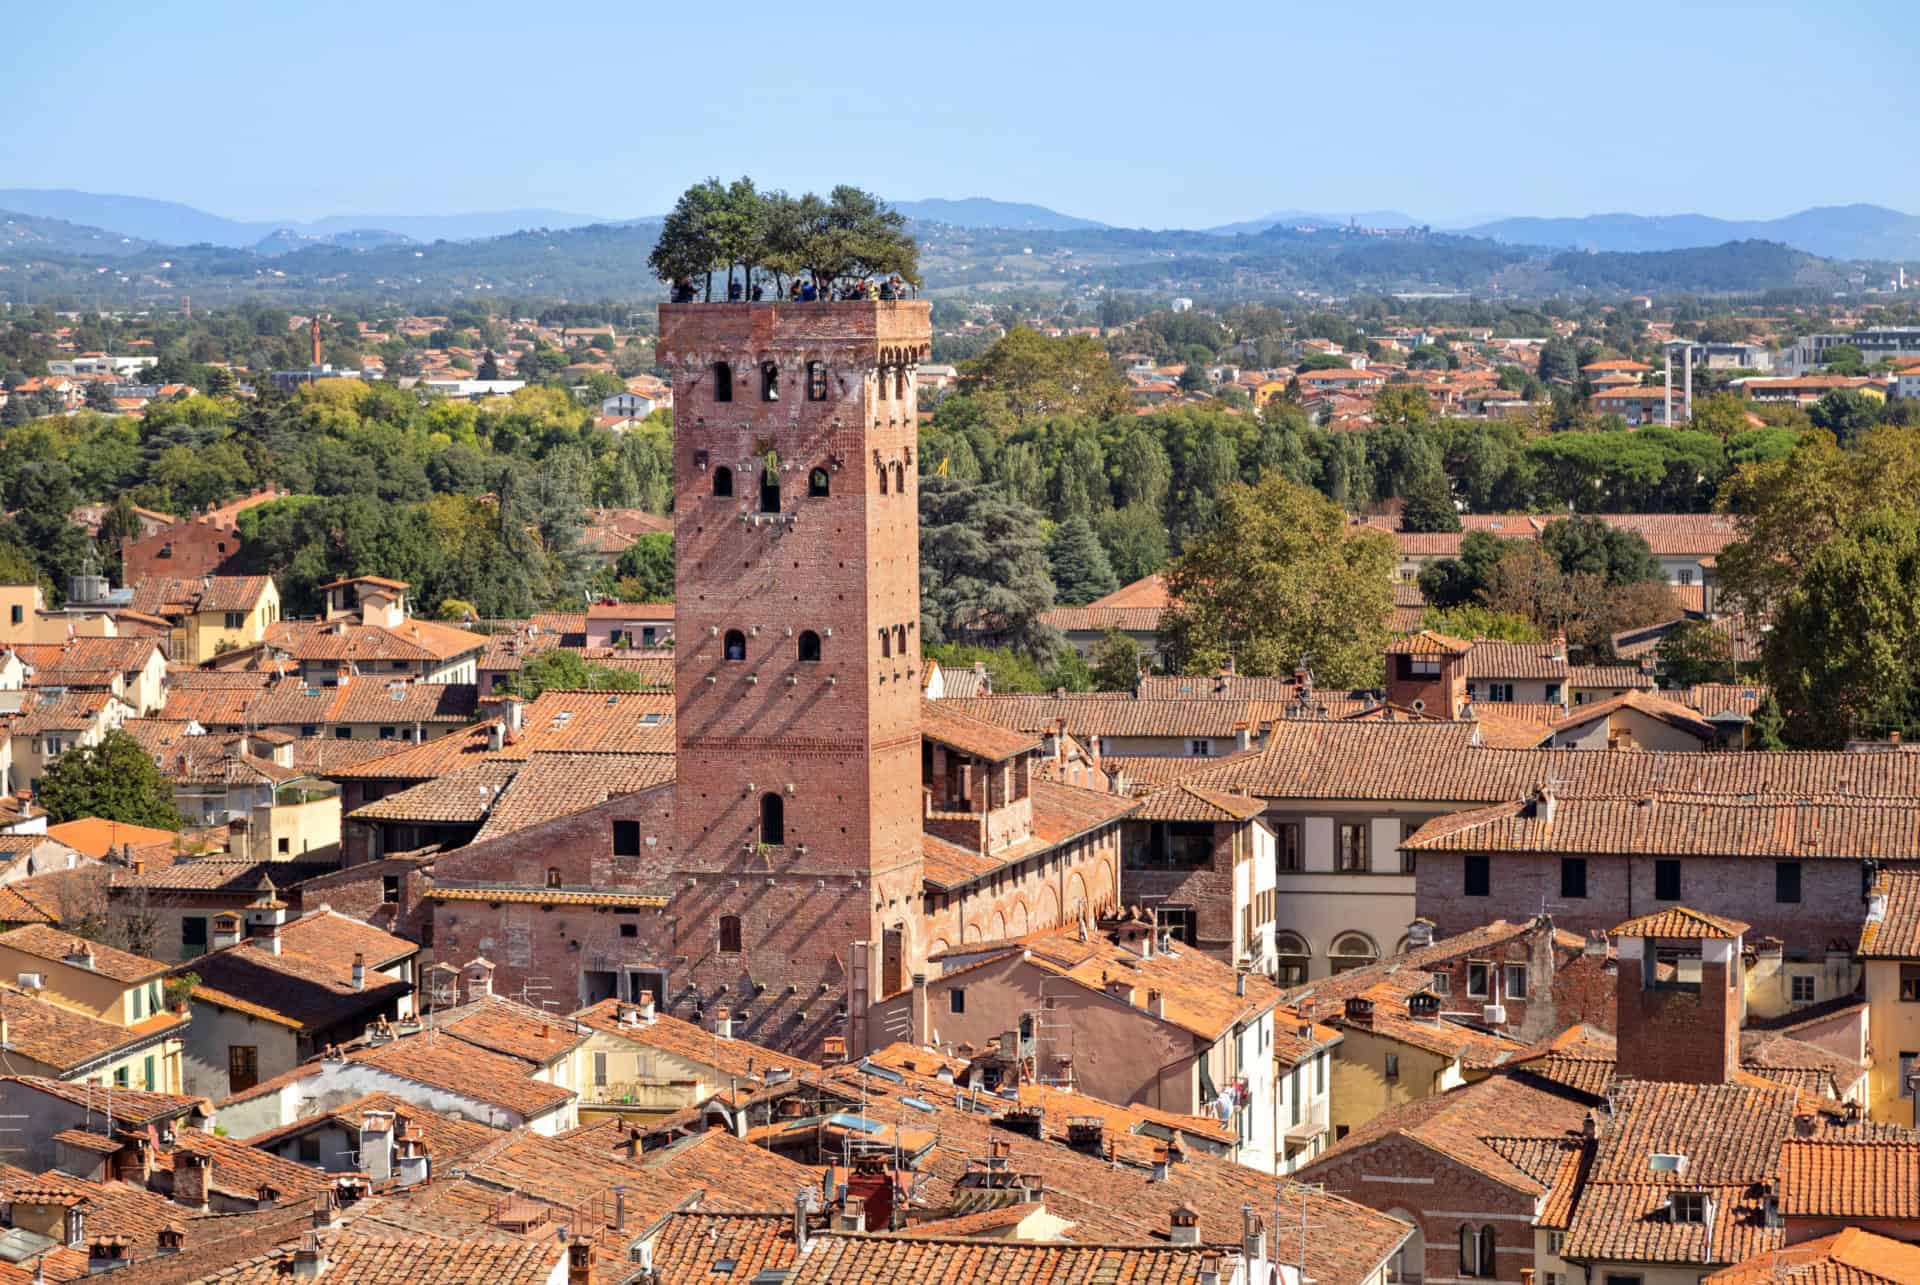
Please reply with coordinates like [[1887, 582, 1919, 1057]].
[[895, 366, 907, 401], [893, 624, 908, 657], [759, 467, 781, 514], [1459, 1225, 1495, 1278], [876, 366, 890, 400], [712, 465, 734, 498], [806, 362, 828, 401], [723, 630, 746, 662], [760, 361, 779, 402], [719, 915, 743, 954], [1329, 932, 1379, 975], [877, 464, 889, 495], [879, 628, 892, 659], [1275, 932, 1310, 987], [797, 630, 821, 662], [759, 793, 785, 846], [891, 461, 906, 494], [808, 468, 830, 498], [712, 362, 733, 403]]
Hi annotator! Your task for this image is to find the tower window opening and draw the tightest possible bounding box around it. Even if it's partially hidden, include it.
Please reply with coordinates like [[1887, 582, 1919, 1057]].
[[879, 628, 892, 659], [876, 366, 889, 400], [807, 362, 828, 401], [712, 466, 734, 498], [759, 467, 781, 514], [712, 362, 733, 403], [798, 630, 822, 662], [892, 461, 906, 494], [877, 465, 889, 495], [760, 793, 785, 846], [895, 366, 907, 401], [719, 915, 743, 954], [723, 630, 746, 661], [893, 624, 908, 657], [761, 361, 779, 402], [808, 468, 830, 498]]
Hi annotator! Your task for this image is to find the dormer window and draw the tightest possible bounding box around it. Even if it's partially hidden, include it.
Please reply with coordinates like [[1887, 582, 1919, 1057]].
[[1669, 1190, 1708, 1224], [1344, 997, 1373, 1023], [1408, 992, 1440, 1020]]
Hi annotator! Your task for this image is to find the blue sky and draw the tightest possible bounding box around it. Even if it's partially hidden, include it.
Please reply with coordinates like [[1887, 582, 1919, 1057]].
[[4, 0, 1910, 228]]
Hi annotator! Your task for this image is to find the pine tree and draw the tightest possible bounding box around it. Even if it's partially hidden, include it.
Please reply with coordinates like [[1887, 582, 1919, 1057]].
[[1048, 516, 1119, 605], [478, 350, 501, 381]]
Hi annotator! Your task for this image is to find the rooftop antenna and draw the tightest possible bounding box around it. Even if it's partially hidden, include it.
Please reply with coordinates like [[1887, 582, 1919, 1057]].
[[1278, 1180, 1327, 1285]]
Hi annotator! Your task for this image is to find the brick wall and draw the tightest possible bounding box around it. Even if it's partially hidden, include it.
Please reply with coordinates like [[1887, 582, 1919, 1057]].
[[1616, 945, 1739, 1084], [1417, 851, 1864, 960], [922, 825, 1120, 954], [1303, 1133, 1538, 1283], [662, 301, 932, 1030], [123, 521, 246, 583], [1123, 821, 1240, 959]]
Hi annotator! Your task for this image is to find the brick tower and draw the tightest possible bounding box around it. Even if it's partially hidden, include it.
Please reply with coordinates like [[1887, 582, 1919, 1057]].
[[659, 299, 933, 1054]]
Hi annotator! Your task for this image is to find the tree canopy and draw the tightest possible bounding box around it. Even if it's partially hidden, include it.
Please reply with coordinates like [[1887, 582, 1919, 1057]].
[[1158, 476, 1394, 686], [649, 179, 919, 296], [37, 731, 183, 830]]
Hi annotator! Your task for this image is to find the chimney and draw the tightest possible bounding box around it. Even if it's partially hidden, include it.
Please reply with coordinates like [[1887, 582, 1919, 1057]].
[[792, 1190, 812, 1255], [1583, 929, 1609, 958], [351, 954, 365, 991], [1549, 633, 1567, 663], [833, 1194, 866, 1234], [463, 957, 494, 1001], [1066, 1117, 1104, 1155], [292, 1234, 326, 1280], [173, 1151, 212, 1213], [361, 1111, 394, 1183], [487, 722, 506, 753], [638, 994, 657, 1023], [262, 922, 282, 956], [156, 1224, 184, 1255], [1234, 721, 1251, 752], [1242, 1204, 1266, 1262], [714, 1006, 733, 1040], [567, 1238, 594, 1285], [1234, 971, 1247, 998], [1169, 1202, 1202, 1246], [1406, 919, 1435, 950], [1148, 989, 1167, 1018], [395, 1138, 429, 1187], [911, 973, 930, 1046], [87, 1236, 129, 1274]]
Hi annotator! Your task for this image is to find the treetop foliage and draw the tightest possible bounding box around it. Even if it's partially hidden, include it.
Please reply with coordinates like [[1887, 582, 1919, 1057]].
[[649, 179, 919, 295]]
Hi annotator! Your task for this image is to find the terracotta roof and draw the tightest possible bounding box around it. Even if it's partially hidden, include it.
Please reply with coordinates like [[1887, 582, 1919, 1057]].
[[1860, 866, 1920, 958], [0, 885, 57, 926], [646, 1212, 799, 1283], [190, 914, 415, 1031], [318, 720, 505, 782], [188, 1235, 564, 1284], [1612, 906, 1751, 939], [1088, 575, 1172, 610], [943, 695, 1258, 740], [0, 984, 184, 1072], [45, 817, 180, 859], [1739, 1031, 1867, 1099], [107, 856, 339, 894], [1466, 640, 1568, 680], [1130, 784, 1267, 823], [1038, 605, 1169, 632], [13, 690, 118, 736], [1568, 664, 1656, 690], [1777, 1138, 1920, 1219], [1385, 629, 1472, 656], [429, 994, 589, 1064], [1329, 969, 1530, 1067], [1704, 1229, 1920, 1285], [0, 924, 167, 981], [469, 751, 674, 843], [267, 617, 486, 664], [571, 997, 820, 1083], [1403, 794, 1920, 862], [1550, 690, 1719, 740], [2, 1076, 209, 1125], [919, 699, 1040, 761], [349, 760, 522, 825], [349, 1035, 574, 1118], [786, 1238, 1232, 1284]]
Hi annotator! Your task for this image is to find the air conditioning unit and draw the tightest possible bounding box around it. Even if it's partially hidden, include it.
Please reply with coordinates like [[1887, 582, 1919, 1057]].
[[1482, 1004, 1508, 1025]]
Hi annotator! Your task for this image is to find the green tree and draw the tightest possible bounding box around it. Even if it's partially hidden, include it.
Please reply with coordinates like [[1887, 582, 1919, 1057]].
[[1421, 604, 1541, 642], [508, 649, 649, 700], [436, 598, 478, 622], [1539, 515, 1659, 585], [920, 476, 1060, 660], [1416, 530, 1515, 609], [0, 539, 37, 586], [36, 731, 183, 829], [475, 350, 500, 381], [1764, 508, 1920, 746], [1749, 692, 1787, 750], [960, 329, 1130, 423], [1095, 504, 1170, 584], [1158, 476, 1394, 686], [1089, 629, 1145, 691], [1808, 389, 1880, 444], [1821, 343, 1866, 375], [1398, 468, 1459, 534], [1047, 516, 1119, 605], [1656, 620, 1733, 688], [613, 533, 675, 601]]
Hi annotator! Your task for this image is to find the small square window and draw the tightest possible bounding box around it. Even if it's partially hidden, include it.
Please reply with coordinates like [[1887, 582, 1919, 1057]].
[[1466, 962, 1490, 998], [1383, 1053, 1400, 1081], [1464, 856, 1490, 897], [1428, 972, 1450, 995], [1561, 857, 1588, 899], [1654, 859, 1682, 902], [619, 924, 637, 938], [613, 821, 641, 857], [1776, 861, 1802, 903], [1901, 965, 1920, 1002], [949, 988, 966, 1014], [1791, 975, 1816, 1003]]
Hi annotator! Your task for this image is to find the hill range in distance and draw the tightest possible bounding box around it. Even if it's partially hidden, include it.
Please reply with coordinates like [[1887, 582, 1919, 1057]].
[[0, 187, 1914, 264]]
